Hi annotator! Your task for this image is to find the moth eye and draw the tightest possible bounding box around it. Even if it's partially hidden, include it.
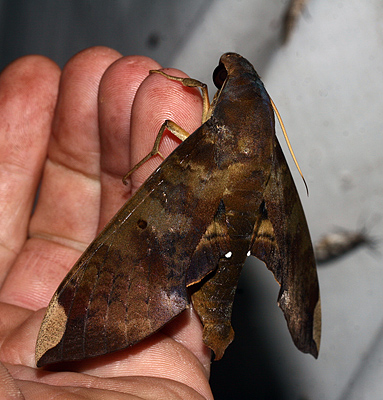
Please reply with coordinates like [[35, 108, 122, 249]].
[[247, 250, 251, 257], [137, 219, 148, 229], [213, 62, 228, 89]]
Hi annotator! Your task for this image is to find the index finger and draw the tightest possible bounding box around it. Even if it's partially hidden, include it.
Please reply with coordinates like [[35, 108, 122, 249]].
[[98, 60, 204, 227]]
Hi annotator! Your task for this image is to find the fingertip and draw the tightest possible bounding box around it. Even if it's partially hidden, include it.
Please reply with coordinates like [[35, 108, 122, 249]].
[[97, 56, 163, 227], [0, 55, 61, 118], [0, 55, 61, 264], [98, 55, 162, 177], [1, 54, 60, 78], [129, 67, 204, 189], [62, 46, 122, 77]]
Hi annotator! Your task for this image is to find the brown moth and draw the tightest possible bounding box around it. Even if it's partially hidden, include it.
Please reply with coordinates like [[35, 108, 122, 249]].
[[315, 227, 377, 264], [35, 53, 321, 367], [283, 0, 310, 43]]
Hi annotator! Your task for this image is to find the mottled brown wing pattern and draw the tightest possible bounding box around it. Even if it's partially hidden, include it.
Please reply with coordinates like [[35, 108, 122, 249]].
[[36, 123, 230, 367], [187, 200, 242, 360], [251, 137, 321, 357]]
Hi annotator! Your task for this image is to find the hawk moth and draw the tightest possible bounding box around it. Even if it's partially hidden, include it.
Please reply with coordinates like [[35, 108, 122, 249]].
[[36, 53, 321, 366], [315, 226, 376, 264]]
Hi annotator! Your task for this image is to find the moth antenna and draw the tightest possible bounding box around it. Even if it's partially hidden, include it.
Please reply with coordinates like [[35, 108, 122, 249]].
[[270, 97, 309, 196]]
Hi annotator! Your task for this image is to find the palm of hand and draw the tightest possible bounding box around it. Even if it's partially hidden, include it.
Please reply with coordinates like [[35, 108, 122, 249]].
[[0, 48, 212, 400]]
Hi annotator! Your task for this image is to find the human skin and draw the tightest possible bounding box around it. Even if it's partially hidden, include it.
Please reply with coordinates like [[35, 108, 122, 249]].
[[0, 46, 213, 400]]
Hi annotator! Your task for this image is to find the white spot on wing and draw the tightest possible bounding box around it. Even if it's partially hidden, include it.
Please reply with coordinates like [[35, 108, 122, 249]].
[[225, 251, 232, 258]]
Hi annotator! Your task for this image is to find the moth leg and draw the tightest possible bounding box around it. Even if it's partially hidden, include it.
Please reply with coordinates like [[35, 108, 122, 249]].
[[123, 119, 190, 183], [150, 70, 210, 123], [123, 70, 210, 184]]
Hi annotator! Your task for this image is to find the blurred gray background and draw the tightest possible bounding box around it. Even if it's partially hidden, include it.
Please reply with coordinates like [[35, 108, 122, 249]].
[[1, 0, 382, 399]]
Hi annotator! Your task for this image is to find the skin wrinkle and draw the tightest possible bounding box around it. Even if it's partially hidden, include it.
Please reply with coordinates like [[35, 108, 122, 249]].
[[28, 231, 88, 260], [45, 157, 101, 190]]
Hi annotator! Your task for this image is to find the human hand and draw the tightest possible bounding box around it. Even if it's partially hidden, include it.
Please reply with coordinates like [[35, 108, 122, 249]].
[[0, 47, 213, 399]]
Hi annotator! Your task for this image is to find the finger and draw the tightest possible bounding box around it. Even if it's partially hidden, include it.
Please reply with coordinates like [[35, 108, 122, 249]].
[[43, 309, 212, 398], [98, 63, 203, 227], [161, 308, 212, 374], [97, 56, 161, 228], [126, 68, 210, 378], [0, 47, 121, 309], [129, 67, 204, 193], [0, 361, 24, 399], [7, 362, 213, 400], [0, 56, 60, 285], [0, 302, 35, 366], [95, 62, 210, 376], [32, 47, 122, 246]]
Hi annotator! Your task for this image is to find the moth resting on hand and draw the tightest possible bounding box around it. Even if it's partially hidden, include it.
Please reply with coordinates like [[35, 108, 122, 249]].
[[36, 53, 321, 367]]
